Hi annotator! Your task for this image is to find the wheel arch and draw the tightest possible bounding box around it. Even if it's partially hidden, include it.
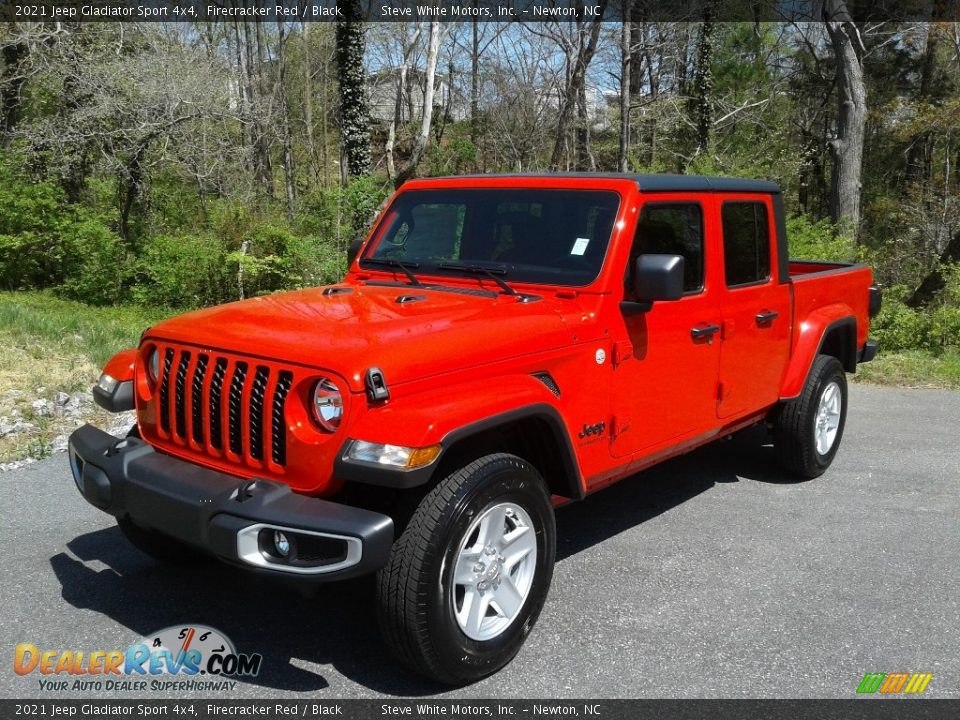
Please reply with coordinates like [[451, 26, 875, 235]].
[[780, 309, 858, 400], [431, 405, 584, 502]]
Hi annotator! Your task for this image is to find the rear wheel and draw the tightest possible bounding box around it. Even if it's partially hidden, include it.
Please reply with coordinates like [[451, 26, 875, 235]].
[[376, 453, 555, 685], [774, 354, 848, 478]]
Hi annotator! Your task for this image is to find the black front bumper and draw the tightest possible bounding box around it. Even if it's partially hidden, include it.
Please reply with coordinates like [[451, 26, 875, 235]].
[[67, 424, 394, 582]]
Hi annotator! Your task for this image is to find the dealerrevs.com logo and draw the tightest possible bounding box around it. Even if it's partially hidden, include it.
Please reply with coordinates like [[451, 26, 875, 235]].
[[14, 625, 262, 692]]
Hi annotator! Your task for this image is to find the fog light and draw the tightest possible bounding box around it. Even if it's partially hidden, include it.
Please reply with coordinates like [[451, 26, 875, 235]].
[[273, 531, 290, 558]]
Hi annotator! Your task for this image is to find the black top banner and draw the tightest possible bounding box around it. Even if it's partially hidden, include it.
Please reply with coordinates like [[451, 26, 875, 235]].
[[1, 0, 956, 23]]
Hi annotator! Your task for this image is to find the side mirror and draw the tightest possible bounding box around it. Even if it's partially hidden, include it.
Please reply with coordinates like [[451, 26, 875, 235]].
[[347, 237, 364, 268], [623, 254, 685, 314]]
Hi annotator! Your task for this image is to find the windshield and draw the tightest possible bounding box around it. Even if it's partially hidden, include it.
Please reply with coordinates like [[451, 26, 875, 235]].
[[362, 188, 621, 287]]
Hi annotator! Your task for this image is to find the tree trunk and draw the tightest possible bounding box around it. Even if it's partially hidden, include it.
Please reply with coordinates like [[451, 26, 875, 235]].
[[907, 230, 960, 307], [471, 14, 480, 147], [692, 4, 716, 156], [335, 0, 371, 181], [576, 82, 595, 171], [0, 40, 28, 138], [386, 23, 423, 184], [825, 3, 867, 239], [302, 22, 318, 194], [618, 1, 631, 172], [905, 23, 938, 184], [119, 144, 148, 245], [393, 21, 442, 189], [242, 21, 272, 194], [276, 18, 297, 222]]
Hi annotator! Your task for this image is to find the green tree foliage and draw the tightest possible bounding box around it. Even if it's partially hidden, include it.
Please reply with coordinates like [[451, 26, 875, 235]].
[[0, 19, 955, 363]]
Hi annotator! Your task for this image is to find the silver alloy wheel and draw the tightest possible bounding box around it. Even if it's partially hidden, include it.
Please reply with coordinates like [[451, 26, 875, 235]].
[[449, 501, 538, 642], [814, 381, 842, 455]]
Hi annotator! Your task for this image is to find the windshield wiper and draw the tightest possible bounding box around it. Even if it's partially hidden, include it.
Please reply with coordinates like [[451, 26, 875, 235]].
[[438, 262, 518, 296], [361, 257, 422, 286]]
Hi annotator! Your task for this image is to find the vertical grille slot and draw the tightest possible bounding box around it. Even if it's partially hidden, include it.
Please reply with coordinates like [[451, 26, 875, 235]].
[[271, 371, 293, 466], [191, 355, 209, 445], [174, 351, 191, 439], [249, 366, 270, 460], [228, 361, 248, 456], [208, 358, 227, 450], [158, 348, 174, 434]]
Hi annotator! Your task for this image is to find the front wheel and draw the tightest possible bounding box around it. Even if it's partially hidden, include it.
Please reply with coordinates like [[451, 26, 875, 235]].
[[375, 453, 556, 685], [774, 354, 848, 478]]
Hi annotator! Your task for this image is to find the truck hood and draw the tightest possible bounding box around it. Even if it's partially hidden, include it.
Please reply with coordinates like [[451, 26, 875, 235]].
[[146, 284, 573, 392]]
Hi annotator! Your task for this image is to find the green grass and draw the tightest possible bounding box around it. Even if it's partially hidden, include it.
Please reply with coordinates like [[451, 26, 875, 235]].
[[0, 290, 171, 369], [0, 291, 172, 464], [853, 349, 960, 390]]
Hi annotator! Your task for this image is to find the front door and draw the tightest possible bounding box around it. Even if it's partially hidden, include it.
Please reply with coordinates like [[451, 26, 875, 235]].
[[611, 199, 722, 458]]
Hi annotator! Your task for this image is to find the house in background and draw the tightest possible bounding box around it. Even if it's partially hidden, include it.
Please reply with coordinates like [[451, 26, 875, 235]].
[[367, 68, 470, 124]]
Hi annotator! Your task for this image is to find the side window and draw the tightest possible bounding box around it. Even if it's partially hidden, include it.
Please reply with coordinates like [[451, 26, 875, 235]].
[[632, 203, 704, 294], [721, 202, 771, 287]]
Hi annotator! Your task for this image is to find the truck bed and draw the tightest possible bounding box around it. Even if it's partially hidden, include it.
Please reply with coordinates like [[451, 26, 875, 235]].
[[789, 259, 874, 359]]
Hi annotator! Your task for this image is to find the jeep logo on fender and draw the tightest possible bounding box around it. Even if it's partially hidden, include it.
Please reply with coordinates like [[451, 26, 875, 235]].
[[579, 421, 605, 440]]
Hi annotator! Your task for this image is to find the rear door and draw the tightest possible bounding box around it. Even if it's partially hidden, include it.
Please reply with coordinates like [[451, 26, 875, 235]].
[[716, 196, 791, 418]]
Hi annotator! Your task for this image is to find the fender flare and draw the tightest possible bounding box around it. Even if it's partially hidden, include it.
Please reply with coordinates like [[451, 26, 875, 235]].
[[334, 376, 583, 498], [93, 348, 137, 413], [779, 308, 857, 400]]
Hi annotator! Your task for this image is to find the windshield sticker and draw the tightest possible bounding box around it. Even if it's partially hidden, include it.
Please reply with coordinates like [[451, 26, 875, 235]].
[[571, 237, 590, 256]]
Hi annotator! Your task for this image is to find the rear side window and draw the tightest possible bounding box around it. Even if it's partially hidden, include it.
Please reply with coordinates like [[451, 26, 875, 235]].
[[721, 202, 771, 287], [633, 203, 704, 293]]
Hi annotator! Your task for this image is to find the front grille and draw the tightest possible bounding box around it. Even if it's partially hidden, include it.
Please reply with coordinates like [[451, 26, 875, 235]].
[[154, 346, 293, 468]]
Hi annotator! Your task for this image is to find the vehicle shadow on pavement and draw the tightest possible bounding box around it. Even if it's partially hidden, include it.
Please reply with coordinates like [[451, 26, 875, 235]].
[[49, 426, 792, 696], [49, 533, 445, 696], [555, 425, 796, 560]]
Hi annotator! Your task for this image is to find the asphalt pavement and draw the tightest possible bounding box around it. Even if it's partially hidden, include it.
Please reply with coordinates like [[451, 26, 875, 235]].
[[1, 385, 957, 699]]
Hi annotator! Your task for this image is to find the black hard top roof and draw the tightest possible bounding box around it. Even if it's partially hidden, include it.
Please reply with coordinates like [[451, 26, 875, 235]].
[[430, 172, 781, 194]]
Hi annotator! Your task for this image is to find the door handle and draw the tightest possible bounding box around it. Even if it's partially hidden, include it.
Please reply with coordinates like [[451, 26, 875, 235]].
[[691, 323, 721, 342], [755, 310, 779, 325]]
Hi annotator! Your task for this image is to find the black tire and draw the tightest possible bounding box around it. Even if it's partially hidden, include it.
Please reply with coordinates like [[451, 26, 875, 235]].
[[774, 354, 848, 479], [375, 453, 556, 685], [117, 516, 210, 566]]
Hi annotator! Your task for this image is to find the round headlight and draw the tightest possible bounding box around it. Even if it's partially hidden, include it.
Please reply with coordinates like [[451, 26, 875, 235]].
[[147, 349, 160, 383], [311, 378, 343, 432]]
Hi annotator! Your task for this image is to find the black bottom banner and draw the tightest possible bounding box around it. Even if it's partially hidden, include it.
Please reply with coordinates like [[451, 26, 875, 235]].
[[4, 699, 960, 720]]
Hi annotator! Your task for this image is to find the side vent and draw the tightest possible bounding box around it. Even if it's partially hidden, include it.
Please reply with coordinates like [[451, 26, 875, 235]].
[[532, 372, 561, 398]]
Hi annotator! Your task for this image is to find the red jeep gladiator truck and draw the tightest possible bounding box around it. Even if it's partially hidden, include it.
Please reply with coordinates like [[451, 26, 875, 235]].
[[68, 174, 880, 684]]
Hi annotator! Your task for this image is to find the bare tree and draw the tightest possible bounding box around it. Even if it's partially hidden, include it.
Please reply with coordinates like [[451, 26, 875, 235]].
[[618, 0, 631, 172], [543, 2, 609, 170], [392, 21, 445, 189], [384, 22, 423, 182]]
